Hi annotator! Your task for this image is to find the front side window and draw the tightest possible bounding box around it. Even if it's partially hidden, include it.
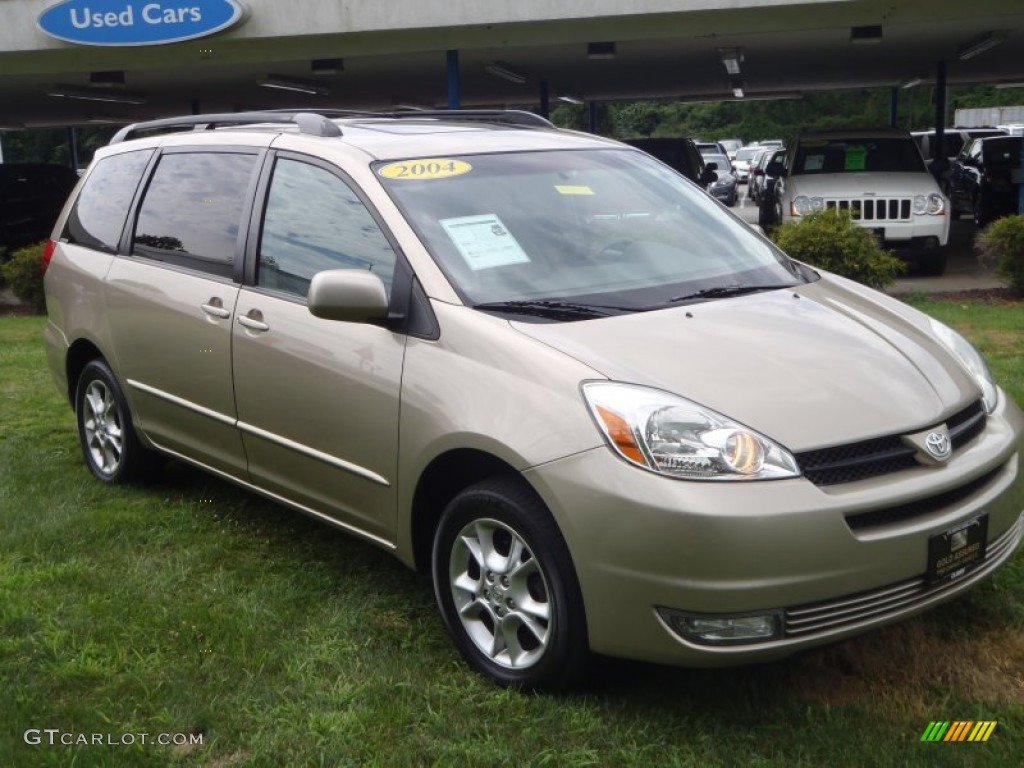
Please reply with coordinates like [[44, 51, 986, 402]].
[[377, 149, 804, 312], [132, 152, 257, 277], [257, 158, 397, 299], [66, 149, 153, 252]]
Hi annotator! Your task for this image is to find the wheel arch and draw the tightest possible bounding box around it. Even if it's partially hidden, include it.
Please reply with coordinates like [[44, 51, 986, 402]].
[[65, 338, 105, 405], [409, 448, 526, 572]]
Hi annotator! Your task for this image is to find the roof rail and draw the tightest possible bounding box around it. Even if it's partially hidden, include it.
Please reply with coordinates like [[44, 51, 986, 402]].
[[378, 109, 555, 128], [109, 111, 342, 144]]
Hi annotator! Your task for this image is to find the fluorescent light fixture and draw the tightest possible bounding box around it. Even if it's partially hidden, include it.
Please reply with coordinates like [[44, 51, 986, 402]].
[[957, 31, 1006, 60], [587, 41, 616, 60], [48, 86, 145, 105], [557, 94, 584, 105], [89, 70, 125, 87], [484, 62, 527, 85], [731, 79, 745, 99], [850, 25, 883, 44], [311, 58, 342, 75], [718, 48, 743, 76], [258, 75, 329, 96], [900, 75, 924, 89]]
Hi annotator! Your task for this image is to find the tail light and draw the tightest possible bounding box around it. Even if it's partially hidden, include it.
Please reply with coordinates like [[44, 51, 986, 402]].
[[41, 240, 57, 275]]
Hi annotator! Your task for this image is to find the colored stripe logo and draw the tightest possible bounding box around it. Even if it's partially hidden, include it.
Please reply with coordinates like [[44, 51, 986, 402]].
[[920, 721, 997, 742]]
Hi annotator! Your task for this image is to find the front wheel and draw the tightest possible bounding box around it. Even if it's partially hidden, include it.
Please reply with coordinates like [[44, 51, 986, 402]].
[[432, 477, 588, 689], [75, 360, 158, 483]]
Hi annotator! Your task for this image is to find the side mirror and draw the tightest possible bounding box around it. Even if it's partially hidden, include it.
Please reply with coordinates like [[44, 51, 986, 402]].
[[705, 161, 718, 172], [765, 160, 786, 177], [308, 269, 389, 323], [752, 168, 765, 177], [700, 167, 718, 185]]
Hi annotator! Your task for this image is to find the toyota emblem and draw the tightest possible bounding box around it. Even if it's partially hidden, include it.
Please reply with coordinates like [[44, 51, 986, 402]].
[[925, 430, 952, 460]]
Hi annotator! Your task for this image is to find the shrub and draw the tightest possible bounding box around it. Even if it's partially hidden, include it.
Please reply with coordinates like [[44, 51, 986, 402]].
[[770, 208, 905, 289], [0, 241, 48, 313], [975, 214, 1024, 294], [0, 246, 8, 290]]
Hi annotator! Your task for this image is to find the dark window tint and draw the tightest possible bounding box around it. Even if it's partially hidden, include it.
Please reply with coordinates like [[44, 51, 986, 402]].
[[257, 158, 397, 298], [66, 150, 153, 252], [133, 152, 256, 277]]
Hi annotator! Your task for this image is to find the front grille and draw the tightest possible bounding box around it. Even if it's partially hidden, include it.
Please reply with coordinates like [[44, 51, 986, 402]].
[[784, 514, 1023, 637], [844, 466, 1002, 532], [795, 400, 986, 486], [824, 197, 912, 221]]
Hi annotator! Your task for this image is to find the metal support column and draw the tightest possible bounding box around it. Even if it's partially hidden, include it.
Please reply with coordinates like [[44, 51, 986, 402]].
[[539, 80, 550, 120], [66, 126, 79, 171], [588, 101, 598, 134], [889, 87, 898, 128], [933, 61, 947, 165], [446, 50, 460, 110]]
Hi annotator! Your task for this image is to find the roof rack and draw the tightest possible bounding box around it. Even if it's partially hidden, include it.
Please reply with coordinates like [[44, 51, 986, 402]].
[[263, 107, 554, 128], [109, 111, 342, 144], [378, 109, 555, 128]]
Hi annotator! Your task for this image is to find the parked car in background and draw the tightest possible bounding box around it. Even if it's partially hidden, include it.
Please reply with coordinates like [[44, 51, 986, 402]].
[[757, 139, 785, 149], [700, 152, 738, 206], [719, 138, 744, 159], [0, 163, 79, 251], [769, 128, 949, 274], [624, 138, 717, 187], [731, 146, 762, 183], [695, 141, 729, 158], [911, 127, 1006, 187], [749, 147, 785, 205], [44, 109, 1024, 690], [757, 149, 789, 228], [947, 135, 1023, 227], [912, 127, 1006, 165]]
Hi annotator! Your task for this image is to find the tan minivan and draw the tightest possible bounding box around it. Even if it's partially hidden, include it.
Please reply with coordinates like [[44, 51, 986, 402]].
[[43, 111, 1024, 689]]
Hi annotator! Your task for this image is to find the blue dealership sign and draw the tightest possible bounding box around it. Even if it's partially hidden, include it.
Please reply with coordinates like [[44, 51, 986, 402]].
[[38, 0, 247, 46]]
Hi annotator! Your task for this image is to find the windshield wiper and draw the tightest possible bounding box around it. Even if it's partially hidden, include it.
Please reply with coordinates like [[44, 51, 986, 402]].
[[473, 300, 618, 319], [667, 283, 799, 304]]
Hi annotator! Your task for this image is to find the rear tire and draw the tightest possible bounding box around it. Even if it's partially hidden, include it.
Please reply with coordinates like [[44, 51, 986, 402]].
[[432, 476, 588, 690], [75, 360, 159, 483]]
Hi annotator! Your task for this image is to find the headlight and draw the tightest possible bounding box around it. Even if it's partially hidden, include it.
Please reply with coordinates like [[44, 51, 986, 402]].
[[929, 319, 998, 413], [913, 193, 945, 215], [582, 382, 800, 480], [792, 195, 823, 216]]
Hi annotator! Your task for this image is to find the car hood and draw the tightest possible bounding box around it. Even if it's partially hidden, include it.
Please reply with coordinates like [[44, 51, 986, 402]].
[[788, 172, 940, 196], [511, 278, 978, 452]]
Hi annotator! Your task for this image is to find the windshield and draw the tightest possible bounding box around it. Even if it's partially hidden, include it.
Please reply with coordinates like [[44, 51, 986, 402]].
[[704, 154, 731, 172], [793, 137, 926, 174], [376, 149, 805, 313], [735, 148, 760, 161]]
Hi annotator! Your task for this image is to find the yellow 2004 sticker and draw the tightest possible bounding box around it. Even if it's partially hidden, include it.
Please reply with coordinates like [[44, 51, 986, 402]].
[[378, 159, 472, 180]]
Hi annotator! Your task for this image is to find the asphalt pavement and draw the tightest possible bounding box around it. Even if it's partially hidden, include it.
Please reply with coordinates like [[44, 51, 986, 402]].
[[732, 189, 1007, 296]]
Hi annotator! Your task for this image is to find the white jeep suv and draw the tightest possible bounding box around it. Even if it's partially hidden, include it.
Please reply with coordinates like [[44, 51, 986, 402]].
[[771, 129, 950, 274]]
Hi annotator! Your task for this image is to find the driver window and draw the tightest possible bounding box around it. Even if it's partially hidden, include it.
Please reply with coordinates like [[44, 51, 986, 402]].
[[257, 157, 397, 298]]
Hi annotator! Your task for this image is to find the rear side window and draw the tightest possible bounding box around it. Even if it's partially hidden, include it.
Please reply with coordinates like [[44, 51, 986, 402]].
[[133, 152, 257, 278], [256, 157, 397, 298], [66, 150, 153, 252]]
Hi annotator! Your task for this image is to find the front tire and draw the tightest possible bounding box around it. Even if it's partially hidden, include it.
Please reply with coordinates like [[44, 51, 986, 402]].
[[432, 477, 588, 690], [75, 360, 157, 483]]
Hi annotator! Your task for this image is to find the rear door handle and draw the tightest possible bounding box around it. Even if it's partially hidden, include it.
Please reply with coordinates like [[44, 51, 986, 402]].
[[238, 310, 269, 332], [201, 300, 231, 319]]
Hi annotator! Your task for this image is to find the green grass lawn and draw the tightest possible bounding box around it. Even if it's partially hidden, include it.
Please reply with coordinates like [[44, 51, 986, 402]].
[[1, 301, 1022, 767]]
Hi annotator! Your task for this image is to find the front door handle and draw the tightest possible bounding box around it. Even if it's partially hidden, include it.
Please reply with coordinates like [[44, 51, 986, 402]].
[[238, 310, 269, 332]]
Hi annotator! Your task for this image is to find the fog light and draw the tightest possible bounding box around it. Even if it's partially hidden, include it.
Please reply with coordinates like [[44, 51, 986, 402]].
[[658, 608, 781, 645]]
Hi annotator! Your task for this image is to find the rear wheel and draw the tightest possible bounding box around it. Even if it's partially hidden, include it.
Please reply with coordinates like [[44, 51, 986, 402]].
[[432, 477, 588, 690], [75, 360, 158, 483]]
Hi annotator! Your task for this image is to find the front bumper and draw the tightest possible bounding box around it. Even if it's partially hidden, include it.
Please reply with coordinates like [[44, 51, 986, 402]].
[[524, 392, 1024, 666]]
